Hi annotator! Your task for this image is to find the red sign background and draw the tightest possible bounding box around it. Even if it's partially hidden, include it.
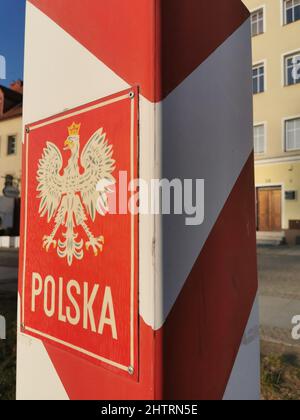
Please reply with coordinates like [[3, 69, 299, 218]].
[[19, 88, 139, 379]]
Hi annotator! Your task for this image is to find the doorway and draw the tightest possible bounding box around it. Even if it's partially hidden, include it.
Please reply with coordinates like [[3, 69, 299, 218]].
[[257, 187, 282, 232]]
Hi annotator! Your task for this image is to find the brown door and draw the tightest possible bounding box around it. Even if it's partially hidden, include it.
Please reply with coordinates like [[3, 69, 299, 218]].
[[257, 187, 282, 231]]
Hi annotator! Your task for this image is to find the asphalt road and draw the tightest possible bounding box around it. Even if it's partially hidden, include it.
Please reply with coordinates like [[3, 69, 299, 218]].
[[258, 246, 300, 347]]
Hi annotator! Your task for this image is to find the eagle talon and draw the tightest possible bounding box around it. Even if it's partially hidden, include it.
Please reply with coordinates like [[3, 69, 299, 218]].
[[42, 236, 57, 252], [86, 236, 104, 256]]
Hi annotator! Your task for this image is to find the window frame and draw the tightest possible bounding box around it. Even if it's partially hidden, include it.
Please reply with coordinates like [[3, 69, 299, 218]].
[[254, 123, 267, 155], [252, 61, 266, 94], [283, 116, 300, 152], [283, 50, 300, 87], [282, 0, 300, 25], [6, 134, 17, 156], [250, 6, 266, 37]]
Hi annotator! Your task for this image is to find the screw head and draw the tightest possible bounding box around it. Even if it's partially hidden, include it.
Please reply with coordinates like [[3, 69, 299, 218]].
[[129, 91, 135, 99], [128, 366, 134, 375], [25, 127, 30, 134]]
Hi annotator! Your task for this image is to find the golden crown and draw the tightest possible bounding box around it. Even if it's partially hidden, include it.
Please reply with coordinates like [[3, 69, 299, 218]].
[[68, 122, 81, 136]]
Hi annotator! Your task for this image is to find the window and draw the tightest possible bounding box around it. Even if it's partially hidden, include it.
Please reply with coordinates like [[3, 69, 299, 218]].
[[7, 135, 16, 155], [251, 9, 264, 36], [253, 64, 265, 94], [284, 0, 300, 24], [285, 52, 300, 86], [254, 125, 266, 154], [285, 118, 300, 151]]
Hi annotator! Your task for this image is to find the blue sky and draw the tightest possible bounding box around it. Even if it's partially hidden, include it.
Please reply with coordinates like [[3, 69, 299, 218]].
[[0, 0, 26, 87]]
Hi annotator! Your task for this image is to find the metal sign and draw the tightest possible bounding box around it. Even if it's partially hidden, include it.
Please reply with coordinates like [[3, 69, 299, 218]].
[[3, 186, 20, 199], [3, 175, 20, 198], [20, 88, 139, 378], [0, 196, 14, 229]]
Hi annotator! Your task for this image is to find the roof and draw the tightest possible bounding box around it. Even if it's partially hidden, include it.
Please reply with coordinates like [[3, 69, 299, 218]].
[[0, 104, 22, 122], [0, 85, 23, 122]]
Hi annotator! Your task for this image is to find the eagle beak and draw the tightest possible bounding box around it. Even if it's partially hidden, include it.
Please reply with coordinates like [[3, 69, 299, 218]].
[[64, 138, 73, 150]]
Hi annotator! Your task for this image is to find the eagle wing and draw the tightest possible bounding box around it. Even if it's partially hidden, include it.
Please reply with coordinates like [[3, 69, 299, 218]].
[[37, 142, 64, 222], [79, 128, 115, 221]]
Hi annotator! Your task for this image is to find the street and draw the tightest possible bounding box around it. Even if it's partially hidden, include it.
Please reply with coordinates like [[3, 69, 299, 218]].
[[258, 246, 300, 348]]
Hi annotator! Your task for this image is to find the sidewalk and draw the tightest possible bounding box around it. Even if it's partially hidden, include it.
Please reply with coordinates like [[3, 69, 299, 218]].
[[0, 249, 19, 293], [260, 296, 300, 330], [0, 248, 19, 268], [0, 267, 18, 293], [258, 246, 300, 347]]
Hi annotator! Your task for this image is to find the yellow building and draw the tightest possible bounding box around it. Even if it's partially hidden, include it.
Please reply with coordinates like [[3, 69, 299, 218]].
[[243, 0, 300, 244], [0, 83, 23, 197]]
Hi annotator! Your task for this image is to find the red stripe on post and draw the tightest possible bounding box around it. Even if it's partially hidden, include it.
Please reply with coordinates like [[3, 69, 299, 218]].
[[155, 154, 258, 400], [29, 0, 249, 102]]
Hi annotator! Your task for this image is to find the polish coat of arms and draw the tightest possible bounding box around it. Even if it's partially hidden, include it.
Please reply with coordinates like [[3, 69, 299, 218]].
[[36, 122, 115, 266]]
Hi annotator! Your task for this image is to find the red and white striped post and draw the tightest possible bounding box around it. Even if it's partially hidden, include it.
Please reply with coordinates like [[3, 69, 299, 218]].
[[17, 0, 259, 400]]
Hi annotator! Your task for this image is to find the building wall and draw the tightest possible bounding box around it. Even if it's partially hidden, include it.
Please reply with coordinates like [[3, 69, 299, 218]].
[[255, 160, 300, 228], [243, 0, 300, 234], [0, 116, 22, 195]]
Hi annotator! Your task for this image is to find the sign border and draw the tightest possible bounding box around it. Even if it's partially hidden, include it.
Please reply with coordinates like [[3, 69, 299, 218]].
[[20, 88, 138, 376]]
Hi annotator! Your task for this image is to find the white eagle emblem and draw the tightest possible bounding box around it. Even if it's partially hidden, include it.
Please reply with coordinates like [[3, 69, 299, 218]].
[[37, 122, 115, 266]]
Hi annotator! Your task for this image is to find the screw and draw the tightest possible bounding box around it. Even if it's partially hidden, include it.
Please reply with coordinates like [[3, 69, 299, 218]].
[[129, 91, 135, 99], [128, 366, 134, 375], [25, 127, 30, 134]]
